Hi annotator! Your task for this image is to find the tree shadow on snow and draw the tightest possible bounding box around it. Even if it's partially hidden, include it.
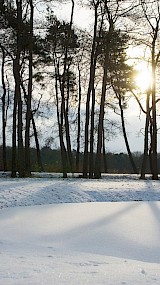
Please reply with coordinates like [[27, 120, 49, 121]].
[[43, 202, 160, 264]]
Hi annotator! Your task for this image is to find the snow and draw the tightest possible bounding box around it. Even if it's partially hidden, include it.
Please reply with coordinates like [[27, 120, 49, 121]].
[[0, 173, 160, 284]]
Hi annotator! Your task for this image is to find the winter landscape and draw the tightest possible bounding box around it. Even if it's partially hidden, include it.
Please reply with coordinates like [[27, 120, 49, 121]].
[[0, 173, 160, 285], [1, 0, 160, 284]]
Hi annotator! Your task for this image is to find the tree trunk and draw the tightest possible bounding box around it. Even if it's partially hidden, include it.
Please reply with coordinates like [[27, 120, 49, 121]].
[[64, 73, 73, 173], [141, 0, 159, 180], [82, 78, 91, 177], [140, 90, 150, 179], [13, 57, 25, 177], [31, 112, 44, 172], [102, 127, 108, 173], [118, 96, 138, 174], [55, 63, 68, 178], [1, 46, 7, 171], [14, 0, 25, 177], [83, 1, 99, 178], [11, 81, 17, 178], [25, 0, 33, 176], [89, 86, 96, 178], [94, 48, 109, 179], [94, 7, 113, 179], [89, 15, 104, 179], [76, 64, 81, 172], [21, 76, 43, 173], [60, 0, 75, 174], [59, 78, 68, 178], [151, 46, 158, 179]]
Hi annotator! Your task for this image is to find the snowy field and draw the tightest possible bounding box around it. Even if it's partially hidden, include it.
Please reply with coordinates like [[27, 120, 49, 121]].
[[0, 173, 160, 284]]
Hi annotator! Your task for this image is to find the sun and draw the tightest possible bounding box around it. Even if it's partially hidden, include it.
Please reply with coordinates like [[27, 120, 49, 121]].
[[134, 62, 151, 92]]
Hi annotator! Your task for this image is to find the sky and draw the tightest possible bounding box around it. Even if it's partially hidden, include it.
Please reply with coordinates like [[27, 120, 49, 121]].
[[53, 1, 93, 30], [107, 110, 145, 153]]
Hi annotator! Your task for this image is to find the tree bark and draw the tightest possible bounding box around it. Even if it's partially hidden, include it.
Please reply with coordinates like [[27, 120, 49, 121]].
[[89, 86, 96, 178], [83, 0, 99, 178], [64, 72, 73, 173], [1, 46, 7, 171], [140, 0, 159, 179], [76, 64, 81, 172], [102, 127, 108, 173], [11, 70, 17, 178], [14, 0, 25, 177], [31, 112, 44, 172], [94, 52, 108, 179], [25, 0, 33, 176], [151, 45, 158, 179], [55, 62, 68, 178], [140, 90, 150, 179], [58, 0, 75, 175], [118, 96, 138, 174]]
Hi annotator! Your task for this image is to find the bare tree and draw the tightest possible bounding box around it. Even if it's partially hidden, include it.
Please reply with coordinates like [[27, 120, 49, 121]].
[[139, 0, 160, 179], [94, 1, 115, 178], [83, 0, 100, 178], [25, 0, 34, 176], [0, 46, 7, 171]]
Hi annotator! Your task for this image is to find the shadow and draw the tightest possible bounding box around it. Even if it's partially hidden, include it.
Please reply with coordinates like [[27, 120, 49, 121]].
[[1, 174, 160, 209], [1, 173, 160, 265], [39, 202, 160, 264], [148, 201, 160, 231]]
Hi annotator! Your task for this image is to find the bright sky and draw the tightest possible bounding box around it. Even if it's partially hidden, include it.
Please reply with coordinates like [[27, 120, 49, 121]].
[[53, 1, 93, 30]]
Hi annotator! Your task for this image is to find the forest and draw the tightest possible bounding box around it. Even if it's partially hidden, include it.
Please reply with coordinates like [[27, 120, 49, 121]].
[[1, 145, 159, 173], [0, 0, 160, 179]]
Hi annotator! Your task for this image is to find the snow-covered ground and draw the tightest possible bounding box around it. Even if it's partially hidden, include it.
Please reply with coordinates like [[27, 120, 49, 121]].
[[0, 173, 160, 209], [0, 173, 160, 284]]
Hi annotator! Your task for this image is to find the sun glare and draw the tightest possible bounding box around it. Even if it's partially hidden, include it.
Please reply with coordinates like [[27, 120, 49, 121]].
[[135, 63, 151, 92]]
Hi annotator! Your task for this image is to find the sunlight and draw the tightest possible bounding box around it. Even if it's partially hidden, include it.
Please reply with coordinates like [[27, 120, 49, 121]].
[[127, 46, 152, 92], [134, 62, 151, 92]]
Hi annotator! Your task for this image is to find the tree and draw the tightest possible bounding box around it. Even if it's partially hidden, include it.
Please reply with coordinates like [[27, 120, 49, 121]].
[[75, 29, 90, 172], [132, 0, 160, 179], [45, 5, 79, 177], [94, 0, 140, 178], [0, 0, 45, 177], [76, 61, 82, 172], [12, 0, 25, 177], [0, 45, 8, 171], [82, 0, 100, 178], [94, 1, 116, 179], [140, 89, 151, 179], [25, 0, 34, 176], [108, 31, 138, 174]]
